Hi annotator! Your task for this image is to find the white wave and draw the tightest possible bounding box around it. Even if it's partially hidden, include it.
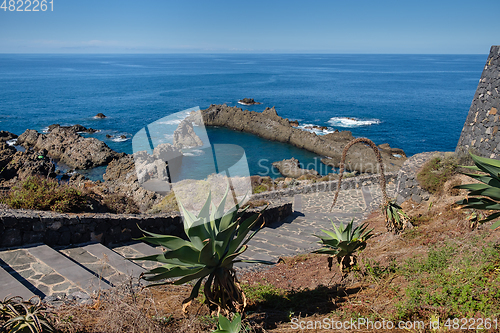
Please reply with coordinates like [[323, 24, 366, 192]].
[[6, 138, 17, 146], [182, 149, 204, 157], [327, 117, 381, 128], [297, 123, 335, 135], [112, 137, 129, 142], [42, 127, 49, 133]]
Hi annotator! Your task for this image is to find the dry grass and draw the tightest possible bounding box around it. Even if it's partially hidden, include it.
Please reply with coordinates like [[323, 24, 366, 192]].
[[45, 176, 500, 333]]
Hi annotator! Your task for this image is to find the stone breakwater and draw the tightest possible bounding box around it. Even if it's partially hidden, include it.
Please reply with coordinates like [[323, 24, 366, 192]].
[[199, 104, 407, 174], [456, 45, 500, 159], [0, 202, 292, 248]]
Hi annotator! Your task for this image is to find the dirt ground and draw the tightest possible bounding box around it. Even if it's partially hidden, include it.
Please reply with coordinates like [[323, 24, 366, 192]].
[[48, 174, 500, 333]]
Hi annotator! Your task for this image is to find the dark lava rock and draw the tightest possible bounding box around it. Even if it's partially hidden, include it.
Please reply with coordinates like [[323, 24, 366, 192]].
[[0, 131, 18, 143], [101, 154, 165, 211], [0, 148, 56, 180], [106, 134, 112, 138], [17, 127, 121, 170], [95, 113, 107, 119], [200, 104, 407, 174], [272, 157, 319, 178], [0, 142, 17, 173], [120, 135, 127, 139], [238, 98, 261, 105], [47, 124, 98, 134]]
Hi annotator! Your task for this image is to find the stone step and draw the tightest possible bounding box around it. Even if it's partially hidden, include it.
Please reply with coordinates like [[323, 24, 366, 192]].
[[27, 244, 111, 294], [0, 247, 81, 298], [59, 243, 145, 287], [111, 242, 163, 270], [83, 243, 145, 277], [0, 265, 35, 300]]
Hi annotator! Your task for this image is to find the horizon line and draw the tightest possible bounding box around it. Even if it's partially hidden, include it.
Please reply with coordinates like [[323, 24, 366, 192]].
[[0, 51, 491, 55]]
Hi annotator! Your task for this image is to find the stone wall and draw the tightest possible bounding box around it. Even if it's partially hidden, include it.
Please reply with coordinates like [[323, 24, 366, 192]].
[[0, 202, 292, 248], [456, 45, 500, 158], [395, 152, 447, 204], [251, 172, 398, 202]]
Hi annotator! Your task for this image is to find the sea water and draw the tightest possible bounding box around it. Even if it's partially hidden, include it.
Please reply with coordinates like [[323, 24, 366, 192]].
[[0, 53, 486, 179]]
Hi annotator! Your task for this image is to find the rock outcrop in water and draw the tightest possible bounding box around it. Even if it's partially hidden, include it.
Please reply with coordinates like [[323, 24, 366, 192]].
[[17, 125, 122, 170], [238, 98, 261, 105], [173, 119, 203, 149], [272, 158, 319, 178], [199, 104, 407, 173]]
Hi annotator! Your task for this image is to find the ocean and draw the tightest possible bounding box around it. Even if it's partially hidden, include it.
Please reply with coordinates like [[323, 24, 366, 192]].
[[0, 53, 487, 179]]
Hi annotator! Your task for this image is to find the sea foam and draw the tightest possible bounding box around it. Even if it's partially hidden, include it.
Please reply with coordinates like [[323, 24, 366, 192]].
[[327, 117, 381, 128]]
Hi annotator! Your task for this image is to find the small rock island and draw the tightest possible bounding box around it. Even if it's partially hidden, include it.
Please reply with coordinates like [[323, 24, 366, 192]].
[[238, 98, 261, 105]]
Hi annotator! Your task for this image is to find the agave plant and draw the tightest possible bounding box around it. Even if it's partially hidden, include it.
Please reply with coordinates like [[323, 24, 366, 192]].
[[454, 152, 500, 230], [132, 189, 274, 315], [329, 137, 409, 233], [383, 199, 410, 233], [212, 313, 242, 333], [1, 296, 53, 333], [313, 219, 374, 274]]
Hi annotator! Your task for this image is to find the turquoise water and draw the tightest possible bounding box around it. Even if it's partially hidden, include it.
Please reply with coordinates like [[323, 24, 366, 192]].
[[0, 54, 486, 178]]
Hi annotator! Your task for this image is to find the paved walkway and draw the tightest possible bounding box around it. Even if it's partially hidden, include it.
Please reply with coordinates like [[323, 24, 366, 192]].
[[0, 182, 395, 300]]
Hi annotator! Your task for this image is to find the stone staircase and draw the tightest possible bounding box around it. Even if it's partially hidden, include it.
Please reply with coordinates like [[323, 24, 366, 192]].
[[0, 183, 393, 301]]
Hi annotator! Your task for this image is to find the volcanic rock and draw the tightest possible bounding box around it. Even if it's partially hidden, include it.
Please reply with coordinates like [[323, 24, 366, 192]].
[[320, 143, 407, 173], [0, 148, 56, 180], [0, 131, 18, 143], [173, 120, 203, 149], [238, 98, 261, 105], [17, 127, 121, 170], [95, 113, 107, 119], [272, 158, 319, 178], [200, 104, 407, 174], [47, 124, 98, 134], [101, 153, 169, 211]]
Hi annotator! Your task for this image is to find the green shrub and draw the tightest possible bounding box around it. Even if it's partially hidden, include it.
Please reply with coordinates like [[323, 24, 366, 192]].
[[149, 191, 179, 213], [396, 243, 500, 319], [1, 176, 87, 212], [417, 155, 458, 194], [103, 193, 140, 214], [252, 184, 268, 194]]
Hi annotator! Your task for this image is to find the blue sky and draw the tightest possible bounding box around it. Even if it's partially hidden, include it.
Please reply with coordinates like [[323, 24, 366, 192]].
[[0, 0, 498, 54]]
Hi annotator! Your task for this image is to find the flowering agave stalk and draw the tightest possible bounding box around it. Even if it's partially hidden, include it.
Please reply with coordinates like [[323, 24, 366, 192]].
[[454, 152, 500, 230], [330, 137, 409, 233], [313, 219, 373, 274], [132, 189, 274, 315]]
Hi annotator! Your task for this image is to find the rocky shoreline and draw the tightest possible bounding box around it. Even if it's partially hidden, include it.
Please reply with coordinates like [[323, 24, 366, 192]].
[[0, 104, 408, 214], [198, 104, 407, 173]]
